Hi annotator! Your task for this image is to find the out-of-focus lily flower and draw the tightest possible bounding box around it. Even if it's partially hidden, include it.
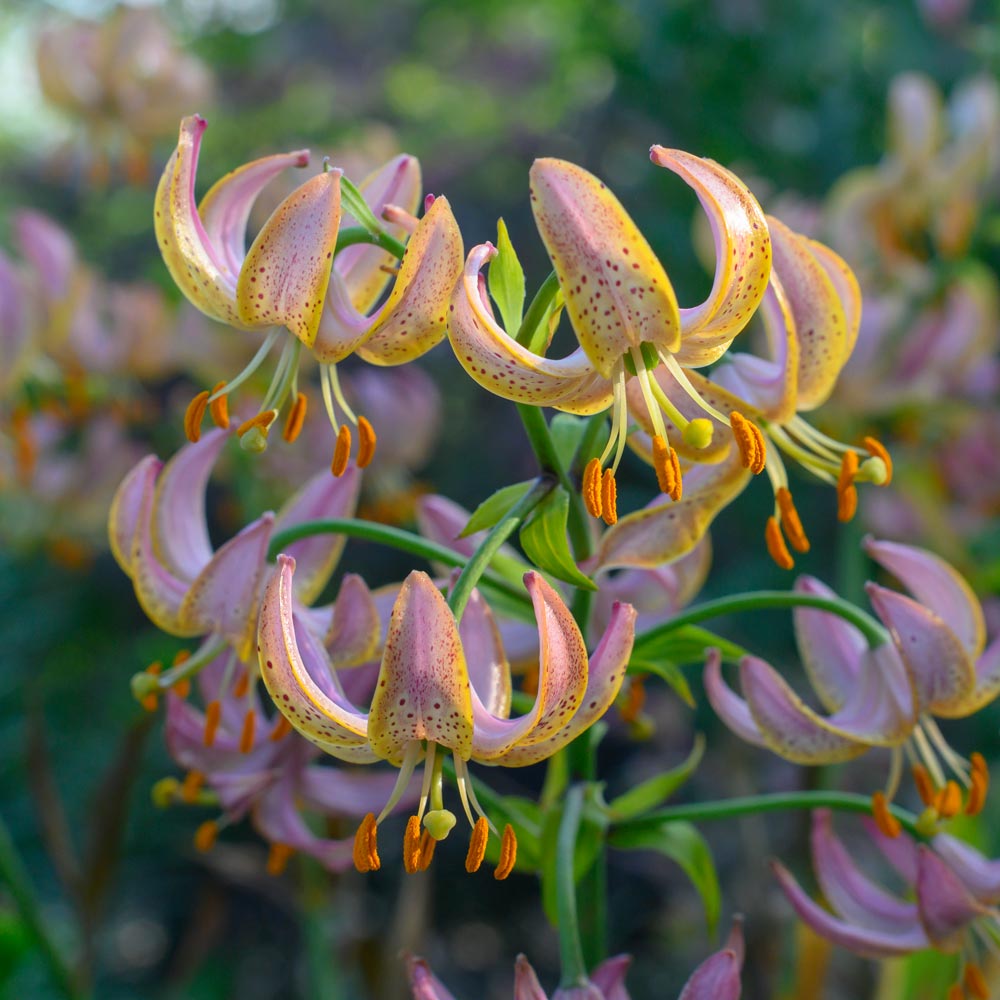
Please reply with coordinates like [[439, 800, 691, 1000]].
[[258, 555, 636, 876], [706, 536, 997, 835], [447, 151, 773, 525], [37, 7, 214, 185], [109, 425, 360, 662], [773, 809, 998, 997], [407, 916, 743, 998], [158, 626, 409, 873], [156, 116, 463, 471]]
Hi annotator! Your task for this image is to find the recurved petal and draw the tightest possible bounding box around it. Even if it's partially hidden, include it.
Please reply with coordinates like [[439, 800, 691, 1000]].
[[650, 148, 771, 356], [459, 587, 512, 719], [969, 637, 1000, 714], [489, 597, 634, 767], [588, 954, 632, 1000], [808, 237, 862, 359], [772, 860, 929, 958], [356, 195, 464, 365], [408, 956, 460, 1000], [793, 576, 866, 712], [915, 845, 989, 952], [275, 464, 361, 606], [861, 816, 920, 885], [703, 648, 767, 746], [257, 556, 375, 760], [514, 955, 551, 1000], [310, 267, 379, 363], [108, 454, 160, 574], [236, 168, 342, 346], [530, 157, 681, 374], [865, 582, 976, 717], [338, 154, 422, 312], [198, 148, 311, 277], [677, 942, 742, 1000], [415, 494, 482, 559], [326, 573, 382, 668], [930, 834, 1000, 905], [864, 537, 986, 658], [299, 765, 410, 818], [154, 116, 242, 324], [766, 216, 852, 410], [447, 243, 611, 414], [369, 571, 474, 764]]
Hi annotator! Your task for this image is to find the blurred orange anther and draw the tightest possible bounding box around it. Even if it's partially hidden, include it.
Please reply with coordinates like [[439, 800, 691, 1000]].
[[871, 791, 901, 838], [582, 458, 603, 519], [237, 410, 277, 438], [270, 716, 292, 742], [194, 820, 218, 853], [764, 516, 794, 570], [863, 436, 892, 485], [232, 670, 250, 699], [203, 700, 221, 747], [964, 963, 990, 1000], [837, 451, 859, 522], [357, 416, 377, 468], [601, 469, 618, 525], [465, 816, 489, 873], [184, 391, 210, 442], [936, 780, 962, 819], [776, 487, 810, 553], [172, 678, 191, 698], [620, 676, 647, 724], [266, 842, 294, 876], [331, 424, 352, 477], [208, 382, 230, 429], [239, 710, 256, 753], [181, 770, 205, 803], [283, 392, 308, 443], [141, 661, 162, 712], [494, 824, 517, 880], [911, 764, 937, 807]]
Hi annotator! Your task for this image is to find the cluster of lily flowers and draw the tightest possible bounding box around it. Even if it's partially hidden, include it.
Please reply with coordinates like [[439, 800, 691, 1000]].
[[99, 108, 1000, 996]]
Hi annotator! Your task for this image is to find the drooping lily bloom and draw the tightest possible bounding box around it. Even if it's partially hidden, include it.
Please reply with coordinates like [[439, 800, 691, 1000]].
[[773, 809, 999, 997], [447, 151, 772, 524], [705, 537, 998, 832], [161, 643, 409, 873], [407, 916, 743, 999], [257, 555, 636, 876], [155, 116, 462, 470]]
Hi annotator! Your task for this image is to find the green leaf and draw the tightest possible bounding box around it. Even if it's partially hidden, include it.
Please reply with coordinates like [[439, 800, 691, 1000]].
[[549, 414, 591, 471], [461, 480, 535, 537], [488, 218, 526, 334], [609, 821, 721, 933], [629, 657, 695, 708], [632, 624, 746, 665], [339, 175, 383, 235], [520, 488, 596, 590], [607, 735, 705, 821]]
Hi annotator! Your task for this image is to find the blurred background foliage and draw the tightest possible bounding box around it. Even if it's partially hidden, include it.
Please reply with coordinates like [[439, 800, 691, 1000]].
[[0, 0, 998, 998]]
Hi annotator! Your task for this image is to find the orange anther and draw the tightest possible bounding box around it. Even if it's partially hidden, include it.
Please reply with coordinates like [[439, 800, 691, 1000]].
[[203, 700, 222, 747], [236, 409, 278, 438], [863, 436, 893, 485], [11, 409, 37, 482], [947, 984, 964, 1000], [936, 779, 962, 819], [764, 516, 794, 571], [521, 666, 540, 697], [239, 710, 256, 753], [331, 424, 352, 477], [775, 487, 810, 554], [465, 816, 489, 873], [184, 391, 210, 443], [172, 678, 191, 699], [871, 791, 902, 839], [357, 416, 377, 468], [194, 820, 219, 853], [601, 469, 618, 526], [837, 451, 859, 522], [911, 764, 937, 807], [417, 830, 436, 871], [620, 676, 647, 724], [181, 770, 205, 803], [494, 824, 517, 880], [730, 411, 766, 475], [282, 392, 308, 443], [232, 670, 250, 699], [353, 813, 380, 873], [209, 382, 230, 429], [582, 458, 603, 519], [269, 716, 292, 742], [403, 815, 422, 874], [668, 445, 682, 502], [652, 435, 676, 497], [266, 842, 294, 876], [964, 963, 990, 1000], [141, 661, 162, 712]]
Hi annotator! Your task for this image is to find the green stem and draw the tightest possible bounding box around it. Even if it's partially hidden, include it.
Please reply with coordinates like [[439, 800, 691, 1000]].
[[0, 815, 86, 1000], [448, 478, 555, 622], [266, 519, 531, 612], [556, 786, 590, 988], [634, 590, 889, 652], [612, 791, 923, 840], [515, 270, 562, 353], [333, 225, 406, 260]]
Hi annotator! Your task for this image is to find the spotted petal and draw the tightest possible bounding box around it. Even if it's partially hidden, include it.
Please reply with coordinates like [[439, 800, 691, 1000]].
[[108, 454, 160, 574], [531, 157, 681, 375], [651, 147, 771, 366], [326, 573, 382, 668], [460, 587, 512, 720], [236, 168, 341, 346]]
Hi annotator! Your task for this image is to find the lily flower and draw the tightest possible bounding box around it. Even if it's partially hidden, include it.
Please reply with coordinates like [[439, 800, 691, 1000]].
[[257, 555, 636, 877], [160, 644, 408, 873], [407, 916, 744, 999], [155, 116, 462, 470], [447, 150, 773, 524], [705, 537, 997, 835], [773, 809, 999, 997]]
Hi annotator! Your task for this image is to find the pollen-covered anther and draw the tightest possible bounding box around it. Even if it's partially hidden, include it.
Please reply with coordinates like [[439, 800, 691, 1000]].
[[237, 409, 278, 440], [465, 816, 489, 873], [172, 677, 191, 698], [871, 791, 902, 839], [911, 763, 937, 807], [963, 963, 990, 1000], [403, 815, 422, 875], [194, 819, 219, 853], [283, 392, 308, 443], [269, 716, 292, 742], [183, 390, 210, 443], [331, 424, 352, 477], [141, 661, 162, 711], [357, 416, 377, 468], [837, 450, 859, 522], [266, 843, 294, 876], [863, 436, 893, 485], [209, 382, 230, 429], [232, 669, 250, 699], [582, 458, 603, 519], [601, 469, 618, 526], [203, 699, 222, 747], [417, 831, 436, 872], [239, 709, 256, 753], [619, 676, 647, 724], [353, 813, 380, 873], [730, 411, 766, 475], [494, 824, 517, 880], [181, 770, 205, 803], [967, 752, 989, 816], [764, 516, 794, 571], [775, 487, 810, 554], [651, 435, 677, 499], [936, 779, 962, 819]]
